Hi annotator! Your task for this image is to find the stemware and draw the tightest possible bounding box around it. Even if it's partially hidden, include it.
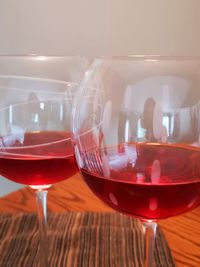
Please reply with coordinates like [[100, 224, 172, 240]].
[[0, 55, 88, 266], [72, 56, 200, 266]]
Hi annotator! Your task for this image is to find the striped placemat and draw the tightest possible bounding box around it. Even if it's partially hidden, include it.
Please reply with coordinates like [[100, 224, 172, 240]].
[[0, 212, 176, 267]]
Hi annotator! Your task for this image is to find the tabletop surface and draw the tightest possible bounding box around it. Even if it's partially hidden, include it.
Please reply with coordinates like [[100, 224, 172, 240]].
[[0, 173, 200, 267]]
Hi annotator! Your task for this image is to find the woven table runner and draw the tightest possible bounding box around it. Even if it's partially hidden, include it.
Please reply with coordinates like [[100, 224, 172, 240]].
[[0, 212, 176, 267]]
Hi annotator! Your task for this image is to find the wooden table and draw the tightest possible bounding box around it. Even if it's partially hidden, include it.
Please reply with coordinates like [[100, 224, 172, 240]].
[[0, 173, 199, 267]]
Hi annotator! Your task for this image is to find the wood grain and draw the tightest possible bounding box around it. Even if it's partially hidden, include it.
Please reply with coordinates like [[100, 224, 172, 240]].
[[0, 173, 200, 267]]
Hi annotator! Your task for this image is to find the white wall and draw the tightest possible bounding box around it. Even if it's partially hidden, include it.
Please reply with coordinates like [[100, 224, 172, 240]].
[[0, 0, 200, 196], [0, 0, 200, 57]]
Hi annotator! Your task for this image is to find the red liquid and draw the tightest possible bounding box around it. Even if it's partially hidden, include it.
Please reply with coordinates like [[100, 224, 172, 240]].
[[0, 131, 78, 186], [81, 143, 200, 220]]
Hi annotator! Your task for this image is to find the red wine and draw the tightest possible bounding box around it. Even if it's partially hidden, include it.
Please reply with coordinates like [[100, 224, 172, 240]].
[[0, 131, 78, 186], [81, 143, 200, 220]]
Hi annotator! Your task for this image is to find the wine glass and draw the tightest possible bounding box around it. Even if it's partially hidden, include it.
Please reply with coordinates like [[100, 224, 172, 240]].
[[72, 56, 200, 266], [0, 55, 88, 266]]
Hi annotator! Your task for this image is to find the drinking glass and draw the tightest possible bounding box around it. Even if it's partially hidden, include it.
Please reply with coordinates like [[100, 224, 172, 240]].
[[72, 56, 200, 266], [0, 55, 88, 266]]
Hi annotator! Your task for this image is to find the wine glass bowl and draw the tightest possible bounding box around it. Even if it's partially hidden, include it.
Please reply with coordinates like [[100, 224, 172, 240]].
[[72, 56, 200, 266], [0, 56, 88, 189]]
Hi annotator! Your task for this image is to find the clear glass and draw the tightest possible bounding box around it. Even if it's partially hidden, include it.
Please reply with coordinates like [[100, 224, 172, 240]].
[[0, 55, 88, 266], [72, 55, 200, 266]]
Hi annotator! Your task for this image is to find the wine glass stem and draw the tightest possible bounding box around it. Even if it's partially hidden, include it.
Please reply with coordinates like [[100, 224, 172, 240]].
[[36, 190, 48, 267], [142, 221, 157, 267]]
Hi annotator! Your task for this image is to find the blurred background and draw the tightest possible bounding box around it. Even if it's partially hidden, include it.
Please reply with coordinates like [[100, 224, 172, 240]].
[[0, 0, 200, 196]]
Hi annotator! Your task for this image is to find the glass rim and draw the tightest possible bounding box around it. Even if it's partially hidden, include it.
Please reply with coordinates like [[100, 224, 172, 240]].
[[0, 54, 87, 60], [95, 54, 200, 62]]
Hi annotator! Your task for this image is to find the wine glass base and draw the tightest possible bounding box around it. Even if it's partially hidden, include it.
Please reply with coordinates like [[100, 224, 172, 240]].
[[29, 184, 52, 190]]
